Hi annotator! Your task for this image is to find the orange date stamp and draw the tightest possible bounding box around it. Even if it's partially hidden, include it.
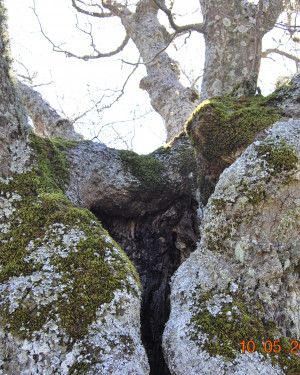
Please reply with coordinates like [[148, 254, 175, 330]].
[[240, 340, 300, 354]]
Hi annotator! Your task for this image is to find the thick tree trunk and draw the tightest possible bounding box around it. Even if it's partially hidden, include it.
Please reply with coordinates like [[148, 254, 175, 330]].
[[199, 0, 284, 99], [0, 3, 200, 373], [102, 0, 284, 139], [132, 0, 197, 140], [0, 4, 30, 177], [104, 0, 198, 141]]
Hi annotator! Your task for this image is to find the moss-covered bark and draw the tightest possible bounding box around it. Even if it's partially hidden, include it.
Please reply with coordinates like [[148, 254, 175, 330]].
[[185, 93, 281, 203], [0, 134, 140, 340], [0, 131, 149, 373]]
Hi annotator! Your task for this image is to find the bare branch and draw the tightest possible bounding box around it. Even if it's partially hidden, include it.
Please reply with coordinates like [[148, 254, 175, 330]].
[[262, 0, 285, 33], [71, 57, 140, 127], [71, 0, 114, 18], [262, 48, 300, 63], [275, 22, 300, 31], [32, 0, 129, 60], [152, 0, 204, 34]]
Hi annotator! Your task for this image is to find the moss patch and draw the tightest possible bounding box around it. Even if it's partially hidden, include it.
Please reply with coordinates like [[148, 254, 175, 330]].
[[257, 139, 298, 176], [190, 288, 300, 374], [185, 95, 280, 162], [239, 181, 265, 206], [29, 134, 78, 192], [0, 134, 139, 340], [210, 198, 226, 214], [119, 149, 165, 192]]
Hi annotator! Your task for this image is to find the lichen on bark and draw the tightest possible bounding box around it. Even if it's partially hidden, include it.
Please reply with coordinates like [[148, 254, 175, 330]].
[[0, 133, 148, 374], [163, 118, 300, 375]]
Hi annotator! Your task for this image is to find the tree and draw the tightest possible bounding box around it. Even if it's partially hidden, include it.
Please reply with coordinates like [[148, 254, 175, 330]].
[[1, 1, 300, 375], [1, 2, 198, 373], [25, 0, 299, 141]]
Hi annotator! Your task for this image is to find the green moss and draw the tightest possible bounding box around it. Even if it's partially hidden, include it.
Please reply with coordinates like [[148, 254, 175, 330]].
[[166, 130, 187, 147], [29, 134, 79, 192], [68, 333, 134, 373], [204, 224, 233, 254], [239, 182, 265, 206], [0, 134, 139, 340], [51, 137, 79, 150], [257, 140, 298, 176], [69, 360, 94, 375], [119, 149, 165, 192], [264, 79, 294, 106], [190, 289, 300, 374], [70, 363, 91, 374], [55, 214, 139, 339], [211, 198, 226, 213], [185, 95, 280, 162]]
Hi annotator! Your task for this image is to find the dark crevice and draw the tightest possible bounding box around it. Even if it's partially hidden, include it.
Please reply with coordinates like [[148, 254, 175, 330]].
[[91, 195, 199, 375]]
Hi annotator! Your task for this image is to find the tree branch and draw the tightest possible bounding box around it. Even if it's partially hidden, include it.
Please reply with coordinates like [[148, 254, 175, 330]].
[[72, 57, 140, 123], [262, 0, 285, 33], [121, 31, 183, 66], [262, 48, 300, 63], [32, 0, 129, 60], [18, 82, 83, 141], [65, 133, 197, 217], [152, 0, 204, 34], [71, 0, 114, 18]]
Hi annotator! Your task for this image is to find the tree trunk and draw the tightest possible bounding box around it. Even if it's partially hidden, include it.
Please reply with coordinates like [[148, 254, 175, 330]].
[[102, 0, 284, 139], [0, 2, 200, 372], [104, 0, 198, 141], [0, 4, 30, 177], [199, 0, 284, 99]]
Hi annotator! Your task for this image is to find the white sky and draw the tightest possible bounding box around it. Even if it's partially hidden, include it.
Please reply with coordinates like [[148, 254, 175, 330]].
[[5, 0, 299, 153]]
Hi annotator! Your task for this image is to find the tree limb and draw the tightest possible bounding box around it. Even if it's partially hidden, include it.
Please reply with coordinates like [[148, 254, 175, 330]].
[[65, 133, 197, 217], [18, 82, 83, 141], [121, 31, 182, 66], [152, 0, 204, 34], [71, 0, 114, 18], [262, 0, 285, 33], [262, 48, 300, 63], [32, 0, 129, 60]]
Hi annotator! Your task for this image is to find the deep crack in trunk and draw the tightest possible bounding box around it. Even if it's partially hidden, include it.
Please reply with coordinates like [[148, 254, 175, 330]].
[[92, 195, 199, 375]]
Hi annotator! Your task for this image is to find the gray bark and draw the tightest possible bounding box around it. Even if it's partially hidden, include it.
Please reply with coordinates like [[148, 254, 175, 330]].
[[101, 0, 284, 139], [199, 0, 284, 99], [65, 134, 197, 217], [103, 0, 199, 141], [0, 4, 31, 177], [18, 82, 83, 141], [0, 0, 197, 229], [163, 118, 300, 375]]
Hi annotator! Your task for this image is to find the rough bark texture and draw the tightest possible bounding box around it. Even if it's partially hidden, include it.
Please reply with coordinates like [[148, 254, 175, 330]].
[[163, 118, 300, 375], [65, 133, 197, 217], [2, 1, 299, 374], [102, 0, 199, 141], [266, 74, 300, 118], [199, 0, 284, 99], [0, 4, 31, 177], [18, 82, 83, 141], [0, 3, 149, 373], [185, 73, 300, 204], [64, 133, 199, 374]]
